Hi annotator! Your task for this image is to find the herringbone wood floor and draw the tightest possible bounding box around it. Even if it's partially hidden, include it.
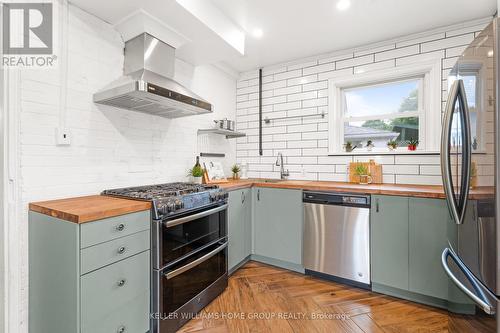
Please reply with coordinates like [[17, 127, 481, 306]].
[[178, 261, 495, 333]]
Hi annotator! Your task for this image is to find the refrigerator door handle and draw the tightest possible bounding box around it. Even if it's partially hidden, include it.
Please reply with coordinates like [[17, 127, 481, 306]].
[[441, 247, 497, 315], [457, 79, 472, 222], [441, 80, 471, 225]]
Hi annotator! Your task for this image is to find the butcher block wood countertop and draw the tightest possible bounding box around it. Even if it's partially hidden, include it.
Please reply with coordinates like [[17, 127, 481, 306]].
[[216, 179, 493, 200], [29, 195, 151, 224], [29, 180, 493, 223]]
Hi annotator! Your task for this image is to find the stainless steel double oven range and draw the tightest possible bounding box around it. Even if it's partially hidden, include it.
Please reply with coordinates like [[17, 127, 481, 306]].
[[103, 182, 229, 333]]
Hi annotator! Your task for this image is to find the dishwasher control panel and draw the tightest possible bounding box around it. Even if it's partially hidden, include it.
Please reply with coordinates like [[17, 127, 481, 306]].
[[342, 196, 368, 205], [303, 191, 370, 208]]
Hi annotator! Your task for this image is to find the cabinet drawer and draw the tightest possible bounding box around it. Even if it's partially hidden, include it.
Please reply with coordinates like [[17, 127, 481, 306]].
[[80, 210, 150, 248], [81, 293, 149, 333], [80, 230, 150, 275], [81, 251, 150, 333]]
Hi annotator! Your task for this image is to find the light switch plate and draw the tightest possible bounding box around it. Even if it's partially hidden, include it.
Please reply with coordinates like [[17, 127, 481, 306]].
[[55, 128, 71, 146]]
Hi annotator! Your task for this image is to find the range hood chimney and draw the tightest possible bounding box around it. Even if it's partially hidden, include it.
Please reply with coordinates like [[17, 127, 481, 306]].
[[93, 33, 212, 118]]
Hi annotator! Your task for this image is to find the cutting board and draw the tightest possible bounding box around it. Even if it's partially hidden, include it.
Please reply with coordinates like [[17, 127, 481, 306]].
[[349, 160, 383, 184]]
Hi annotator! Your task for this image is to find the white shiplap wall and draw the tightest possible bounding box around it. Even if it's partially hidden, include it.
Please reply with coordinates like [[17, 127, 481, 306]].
[[235, 17, 494, 186], [13, 4, 236, 332]]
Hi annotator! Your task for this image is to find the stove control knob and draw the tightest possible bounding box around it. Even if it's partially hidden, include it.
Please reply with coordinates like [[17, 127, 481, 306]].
[[210, 192, 217, 202], [175, 200, 183, 210], [167, 201, 175, 213]]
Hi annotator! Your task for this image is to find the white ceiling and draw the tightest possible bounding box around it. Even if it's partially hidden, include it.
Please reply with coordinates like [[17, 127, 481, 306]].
[[70, 0, 496, 73]]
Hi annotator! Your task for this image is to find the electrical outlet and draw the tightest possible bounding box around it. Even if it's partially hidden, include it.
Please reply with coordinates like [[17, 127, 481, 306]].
[[55, 128, 71, 146]]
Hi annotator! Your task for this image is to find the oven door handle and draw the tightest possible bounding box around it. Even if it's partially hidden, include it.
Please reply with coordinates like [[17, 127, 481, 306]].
[[165, 203, 228, 228], [165, 241, 228, 280]]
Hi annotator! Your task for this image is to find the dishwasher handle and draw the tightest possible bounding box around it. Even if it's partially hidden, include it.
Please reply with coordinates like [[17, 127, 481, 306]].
[[303, 191, 371, 208]]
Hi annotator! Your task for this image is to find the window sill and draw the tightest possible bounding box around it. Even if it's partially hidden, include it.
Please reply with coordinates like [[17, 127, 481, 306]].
[[329, 150, 488, 156], [329, 150, 440, 156]]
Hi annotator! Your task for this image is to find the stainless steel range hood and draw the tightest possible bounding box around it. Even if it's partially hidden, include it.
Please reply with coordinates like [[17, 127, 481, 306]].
[[93, 33, 212, 118]]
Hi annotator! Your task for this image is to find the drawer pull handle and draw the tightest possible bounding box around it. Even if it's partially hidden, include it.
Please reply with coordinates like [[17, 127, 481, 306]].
[[116, 223, 125, 232], [117, 326, 126, 333], [117, 246, 126, 254], [117, 279, 126, 287]]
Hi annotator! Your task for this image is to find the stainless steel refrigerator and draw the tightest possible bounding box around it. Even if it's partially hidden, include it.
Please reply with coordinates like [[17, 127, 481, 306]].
[[441, 17, 498, 332]]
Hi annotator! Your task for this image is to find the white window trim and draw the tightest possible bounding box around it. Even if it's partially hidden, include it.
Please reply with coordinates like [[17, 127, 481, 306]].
[[328, 60, 442, 155]]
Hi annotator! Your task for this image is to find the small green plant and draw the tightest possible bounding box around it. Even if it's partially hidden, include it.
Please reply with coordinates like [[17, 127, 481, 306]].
[[187, 165, 204, 177], [407, 138, 419, 145], [231, 164, 241, 175], [387, 139, 398, 150], [471, 162, 477, 177], [231, 164, 241, 179], [354, 164, 369, 176], [343, 141, 357, 152]]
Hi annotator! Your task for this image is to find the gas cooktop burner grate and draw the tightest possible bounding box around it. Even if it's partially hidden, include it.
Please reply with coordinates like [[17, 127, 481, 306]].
[[102, 182, 227, 219]]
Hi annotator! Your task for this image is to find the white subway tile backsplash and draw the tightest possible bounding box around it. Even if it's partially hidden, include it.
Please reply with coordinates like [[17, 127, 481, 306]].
[[287, 91, 318, 102], [287, 156, 318, 164], [396, 50, 444, 66], [396, 174, 442, 185], [287, 74, 318, 86], [303, 62, 335, 75], [287, 123, 318, 133], [287, 140, 318, 148], [318, 173, 347, 181], [374, 45, 419, 62], [274, 85, 302, 96], [235, 18, 489, 188], [274, 101, 301, 111], [419, 165, 442, 175], [273, 133, 302, 141], [396, 32, 445, 48], [318, 52, 353, 64], [354, 44, 395, 57], [302, 97, 328, 108], [274, 69, 303, 81], [302, 80, 328, 92], [287, 60, 319, 71], [336, 54, 374, 69], [421, 33, 475, 52], [395, 155, 440, 165], [318, 67, 353, 80], [262, 79, 287, 91], [302, 131, 328, 140], [354, 59, 395, 74]]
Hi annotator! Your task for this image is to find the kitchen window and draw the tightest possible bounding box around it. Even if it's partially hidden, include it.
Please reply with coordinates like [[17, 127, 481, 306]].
[[328, 61, 442, 154], [448, 65, 485, 152]]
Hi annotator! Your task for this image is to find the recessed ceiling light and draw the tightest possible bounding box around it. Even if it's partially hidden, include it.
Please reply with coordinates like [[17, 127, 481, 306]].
[[252, 28, 263, 38], [336, 0, 351, 11]]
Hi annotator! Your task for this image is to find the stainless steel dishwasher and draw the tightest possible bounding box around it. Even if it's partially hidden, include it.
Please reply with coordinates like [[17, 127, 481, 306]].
[[303, 191, 371, 289]]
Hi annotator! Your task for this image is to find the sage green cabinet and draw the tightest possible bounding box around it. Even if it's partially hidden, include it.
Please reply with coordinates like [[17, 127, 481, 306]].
[[409, 198, 451, 300], [371, 195, 409, 290], [29, 210, 151, 333], [252, 187, 303, 268], [371, 195, 473, 313], [228, 188, 252, 272]]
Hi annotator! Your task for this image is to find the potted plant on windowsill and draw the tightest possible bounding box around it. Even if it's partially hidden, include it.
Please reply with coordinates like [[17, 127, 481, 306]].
[[187, 165, 204, 184], [387, 139, 398, 151], [406, 138, 419, 151], [231, 164, 241, 180], [366, 140, 375, 152], [354, 164, 372, 185], [343, 141, 357, 153]]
